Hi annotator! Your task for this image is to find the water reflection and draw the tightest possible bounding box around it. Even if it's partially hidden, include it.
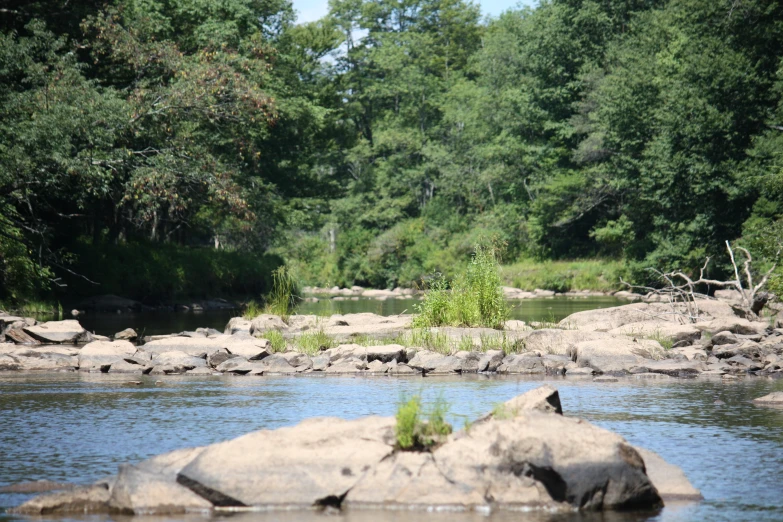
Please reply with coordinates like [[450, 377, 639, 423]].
[[1, 373, 781, 522]]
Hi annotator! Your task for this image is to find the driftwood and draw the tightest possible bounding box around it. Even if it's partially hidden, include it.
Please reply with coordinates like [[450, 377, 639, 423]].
[[621, 241, 779, 323]]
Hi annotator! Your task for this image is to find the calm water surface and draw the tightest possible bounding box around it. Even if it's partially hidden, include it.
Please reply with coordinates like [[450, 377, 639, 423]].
[[1, 373, 781, 522], [74, 297, 623, 336]]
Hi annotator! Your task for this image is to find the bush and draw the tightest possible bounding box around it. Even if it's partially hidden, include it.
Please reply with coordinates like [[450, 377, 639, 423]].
[[395, 395, 452, 450], [413, 244, 508, 329]]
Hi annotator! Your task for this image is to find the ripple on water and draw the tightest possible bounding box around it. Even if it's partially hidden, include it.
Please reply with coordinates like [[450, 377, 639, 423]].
[[0, 372, 782, 522]]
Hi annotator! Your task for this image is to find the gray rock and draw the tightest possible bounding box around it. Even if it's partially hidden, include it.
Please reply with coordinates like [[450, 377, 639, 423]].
[[114, 328, 138, 341], [366, 360, 388, 373], [225, 339, 270, 361], [78, 341, 137, 371], [258, 354, 296, 374], [109, 462, 211, 514], [498, 353, 546, 374], [566, 366, 595, 376], [24, 320, 88, 344], [311, 355, 330, 371], [176, 416, 396, 507], [427, 356, 463, 374], [710, 331, 738, 346], [0, 354, 21, 370], [569, 338, 662, 374], [249, 314, 288, 335], [482, 385, 562, 419], [407, 350, 447, 372], [9, 349, 78, 371], [151, 351, 207, 373], [752, 392, 783, 404], [207, 349, 237, 368], [324, 357, 367, 373], [726, 355, 762, 371], [634, 447, 702, 500], [388, 364, 418, 375], [639, 360, 706, 377], [9, 485, 111, 514], [478, 350, 504, 372], [224, 317, 252, 335]]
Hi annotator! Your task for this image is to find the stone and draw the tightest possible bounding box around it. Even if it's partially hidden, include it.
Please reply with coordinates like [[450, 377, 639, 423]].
[[566, 366, 595, 376], [109, 447, 212, 515], [632, 372, 672, 380], [484, 385, 562, 418], [150, 351, 207, 373], [141, 337, 223, 358], [176, 416, 396, 507], [634, 447, 702, 500], [215, 358, 264, 375], [569, 338, 663, 374], [24, 320, 88, 344], [388, 364, 418, 375], [517, 329, 614, 356], [752, 392, 783, 404], [427, 356, 464, 374], [249, 314, 288, 335], [364, 344, 406, 363], [478, 350, 504, 372], [725, 355, 762, 371], [324, 358, 367, 373], [9, 485, 111, 515], [9, 349, 78, 371], [498, 353, 546, 374], [0, 480, 76, 494], [207, 349, 237, 368], [710, 331, 738, 346], [608, 322, 701, 345], [638, 360, 706, 377], [114, 328, 138, 341], [712, 340, 766, 360], [258, 354, 296, 373], [107, 360, 148, 374], [561, 300, 737, 332], [311, 355, 330, 371], [670, 346, 708, 361], [279, 351, 311, 367], [345, 451, 488, 508], [695, 317, 768, 336], [0, 354, 21, 370], [224, 339, 270, 361], [433, 413, 661, 510], [366, 360, 388, 373], [407, 350, 448, 372], [4, 328, 40, 345], [224, 317, 252, 335], [78, 340, 137, 371]]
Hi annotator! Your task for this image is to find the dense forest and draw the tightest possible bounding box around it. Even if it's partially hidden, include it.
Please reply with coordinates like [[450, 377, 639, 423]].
[[1, 0, 782, 303]]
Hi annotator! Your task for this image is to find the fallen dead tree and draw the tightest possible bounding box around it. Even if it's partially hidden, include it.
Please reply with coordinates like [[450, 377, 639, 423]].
[[621, 241, 779, 323]]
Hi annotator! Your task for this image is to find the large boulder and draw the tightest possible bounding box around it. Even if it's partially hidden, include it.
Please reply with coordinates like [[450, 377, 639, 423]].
[[177, 417, 396, 507], [249, 314, 288, 335], [518, 329, 615, 356], [150, 351, 207, 373], [24, 320, 89, 344], [109, 447, 211, 515], [78, 340, 137, 371], [569, 338, 664, 374], [633, 447, 702, 501], [9, 348, 78, 371], [10, 485, 111, 515]]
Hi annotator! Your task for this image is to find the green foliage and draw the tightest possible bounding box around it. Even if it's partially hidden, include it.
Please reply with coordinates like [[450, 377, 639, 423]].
[[414, 245, 508, 329], [264, 266, 299, 318], [263, 330, 287, 353], [502, 259, 628, 293], [395, 394, 452, 450], [243, 300, 264, 319], [293, 329, 336, 356]]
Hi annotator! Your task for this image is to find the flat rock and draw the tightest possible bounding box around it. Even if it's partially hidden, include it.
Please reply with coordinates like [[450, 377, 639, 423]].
[[518, 329, 615, 356], [637, 360, 706, 377], [569, 338, 663, 374], [9, 349, 78, 371], [177, 416, 396, 507], [224, 317, 252, 335], [249, 314, 288, 335], [78, 340, 137, 371], [24, 320, 88, 344], [609, 322, 701, 344], [498, 353, 546, 374], [151, 351, 207, 372], [407, 350, 448, 372], [752, 392, 783, 404], [483, 384, 562, 419], [9, 485, 110, 515], [634, 447, 702, 500]]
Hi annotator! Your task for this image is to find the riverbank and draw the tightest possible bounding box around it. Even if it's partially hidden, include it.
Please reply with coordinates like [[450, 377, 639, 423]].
[[1, 293, 781, 381]]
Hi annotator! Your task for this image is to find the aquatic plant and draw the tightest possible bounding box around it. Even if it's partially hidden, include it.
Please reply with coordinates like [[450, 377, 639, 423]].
[[293, 329, 335, 356], [265, 266, 299, 318], [263, 330, 287, 353], [395, 395, 452, 450]]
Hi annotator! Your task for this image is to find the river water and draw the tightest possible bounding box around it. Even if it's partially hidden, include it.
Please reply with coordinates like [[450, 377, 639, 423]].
[[1, 373, 781, 522], [73, 297, 624, 336]]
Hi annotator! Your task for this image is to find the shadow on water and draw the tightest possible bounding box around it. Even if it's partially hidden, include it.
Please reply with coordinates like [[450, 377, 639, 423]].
[[0, 373, 782, 522]]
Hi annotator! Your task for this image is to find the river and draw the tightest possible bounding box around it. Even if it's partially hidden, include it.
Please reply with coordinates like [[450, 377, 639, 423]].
[[1, 373, 781, 522]]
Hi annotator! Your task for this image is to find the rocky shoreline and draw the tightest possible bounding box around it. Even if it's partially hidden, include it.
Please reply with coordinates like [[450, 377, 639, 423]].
[[2, 293, 782, 384], [9, 385, 701, 515]]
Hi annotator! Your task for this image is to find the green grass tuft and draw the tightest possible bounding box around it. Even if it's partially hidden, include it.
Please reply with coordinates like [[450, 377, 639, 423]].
[[293, 329, 336, 356], [265, 265, 298, 318], [395, 394, 453, 450], [413, 244, 508, 329], [395, 395, 421, 450], [263, 330, 287, 353]]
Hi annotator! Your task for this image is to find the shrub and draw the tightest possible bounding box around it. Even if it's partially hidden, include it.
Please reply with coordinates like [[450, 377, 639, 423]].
[[264, 265, 299, 318], [395, 395, 453, 450], [413, 244, 508, 329]]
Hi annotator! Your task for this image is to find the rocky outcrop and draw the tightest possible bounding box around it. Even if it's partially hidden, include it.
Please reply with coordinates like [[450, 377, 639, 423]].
[[24, 320, 91, 344], [752, 392, 783, 405], [15, 386, 692, 515], [78, 341, 137, 372]]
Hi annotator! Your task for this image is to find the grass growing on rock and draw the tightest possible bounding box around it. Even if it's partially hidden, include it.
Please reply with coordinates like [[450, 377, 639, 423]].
[[395, 395, 452, 450], [414, 245, 508, 329], [263, 330, 287, 353], [265, 266, 298, 318], [293, 329, 336, 356]]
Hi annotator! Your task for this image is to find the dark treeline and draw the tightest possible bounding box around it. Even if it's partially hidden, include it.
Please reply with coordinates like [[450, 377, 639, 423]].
[[1, 0, 782, 302]]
